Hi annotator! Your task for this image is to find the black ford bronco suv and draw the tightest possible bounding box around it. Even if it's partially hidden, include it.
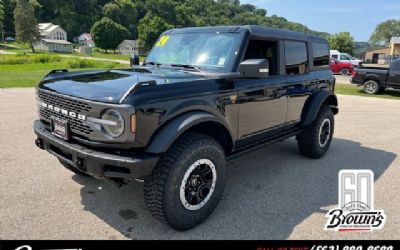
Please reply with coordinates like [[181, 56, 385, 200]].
[[34, 26, 338, 230]]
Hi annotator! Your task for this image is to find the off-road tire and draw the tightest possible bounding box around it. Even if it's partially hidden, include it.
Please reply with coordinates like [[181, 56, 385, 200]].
[[144, 132, 226, 230], [59, 160, 90, 176], [297, 106, 334, 159], [363, 80, 380, 95]]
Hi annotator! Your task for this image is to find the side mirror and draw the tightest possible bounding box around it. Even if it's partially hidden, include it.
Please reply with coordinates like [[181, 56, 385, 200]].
[[130, 53, 140, 67], [238, 59, 269, 78]]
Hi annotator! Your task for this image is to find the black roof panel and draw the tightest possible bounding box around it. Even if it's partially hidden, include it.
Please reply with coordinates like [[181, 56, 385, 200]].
[[165, 25, 326, 42]]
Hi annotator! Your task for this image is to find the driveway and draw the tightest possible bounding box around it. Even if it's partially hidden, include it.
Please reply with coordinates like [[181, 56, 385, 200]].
[[0, 88, 399, 239], [335, 74, 351, 84]]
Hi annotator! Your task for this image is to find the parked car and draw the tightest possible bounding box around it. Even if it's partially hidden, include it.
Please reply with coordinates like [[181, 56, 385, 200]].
[[330, 50, 362, 67], [351, 59, 400, 94], [330, 58, 354, 75], [34, 25, 338, 230]]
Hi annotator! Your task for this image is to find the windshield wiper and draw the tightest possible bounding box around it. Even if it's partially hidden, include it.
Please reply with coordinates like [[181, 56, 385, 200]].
[[143, 61, 162, 67], [170, 64, 201, 72]]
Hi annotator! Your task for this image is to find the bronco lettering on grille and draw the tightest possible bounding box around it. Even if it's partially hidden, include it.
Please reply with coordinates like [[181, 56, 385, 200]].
[[38, 101, 86, 121]]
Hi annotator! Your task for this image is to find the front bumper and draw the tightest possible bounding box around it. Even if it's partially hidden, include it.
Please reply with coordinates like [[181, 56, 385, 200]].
[[34, 120, 159, 181]]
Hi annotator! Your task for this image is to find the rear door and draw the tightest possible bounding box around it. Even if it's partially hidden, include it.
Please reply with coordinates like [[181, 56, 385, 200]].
[[387, 60, 400, 88], [284, 40, 312, 124]]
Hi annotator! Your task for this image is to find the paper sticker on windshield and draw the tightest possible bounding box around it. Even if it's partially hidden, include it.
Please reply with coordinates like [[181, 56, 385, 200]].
[[155, 35, 170, 47], [218, 57, 226, 66]]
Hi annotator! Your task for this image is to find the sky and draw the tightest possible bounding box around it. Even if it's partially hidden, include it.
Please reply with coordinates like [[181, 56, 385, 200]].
[[241, 0, 400, 41]]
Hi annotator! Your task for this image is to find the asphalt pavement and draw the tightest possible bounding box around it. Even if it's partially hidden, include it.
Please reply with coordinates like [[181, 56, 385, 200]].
[[0, 88, 399, 239]]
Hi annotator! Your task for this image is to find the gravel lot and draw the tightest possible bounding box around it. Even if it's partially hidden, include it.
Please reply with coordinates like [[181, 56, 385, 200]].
[[0, 88, 399, 239]]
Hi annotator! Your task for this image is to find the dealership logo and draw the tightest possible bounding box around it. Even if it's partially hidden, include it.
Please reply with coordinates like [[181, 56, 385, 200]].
[[325, 170, 386, 232], [14, 246, 82, 250]]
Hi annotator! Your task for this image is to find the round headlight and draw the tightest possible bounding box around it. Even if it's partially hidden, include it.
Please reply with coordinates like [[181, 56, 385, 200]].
[[101, 109, 125, 138]]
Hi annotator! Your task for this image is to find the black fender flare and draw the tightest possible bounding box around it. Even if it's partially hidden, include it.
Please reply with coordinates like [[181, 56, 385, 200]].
[[145, 111, 234, 154], [301, 89, 338, 126]]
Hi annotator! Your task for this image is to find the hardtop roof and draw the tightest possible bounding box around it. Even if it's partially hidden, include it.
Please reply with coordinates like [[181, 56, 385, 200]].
[[165, 25, 326, 42]]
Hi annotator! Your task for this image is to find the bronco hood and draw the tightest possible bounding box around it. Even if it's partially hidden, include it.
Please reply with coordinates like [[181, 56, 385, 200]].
[[38, 68, 203, 104]]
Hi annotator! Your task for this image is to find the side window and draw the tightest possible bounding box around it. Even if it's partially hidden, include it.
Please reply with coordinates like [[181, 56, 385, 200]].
[[284, 40, 308, 75], [243, 39, 279, 75], [332, 54, 338, 59], [390, 61, 400, 72], [340, 54, 350, 60], [312, 42, 329, 67]]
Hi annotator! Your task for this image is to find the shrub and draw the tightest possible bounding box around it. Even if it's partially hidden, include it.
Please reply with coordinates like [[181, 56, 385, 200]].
[[0, 54, 61, 65], [105, 62, 119, 69], [66, 59, 96, 69], [31, 54, 62, 64]]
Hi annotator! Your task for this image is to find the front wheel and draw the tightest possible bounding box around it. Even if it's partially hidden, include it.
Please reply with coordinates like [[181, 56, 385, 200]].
[[144, 132, 226, 230], [297, 106, 334, 159]]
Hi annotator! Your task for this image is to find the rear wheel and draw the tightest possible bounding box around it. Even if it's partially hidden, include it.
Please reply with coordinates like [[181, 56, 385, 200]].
[[144, 132, 226, 230], [340, 67, 350, 75], [363, 80, 380, 95], [297, 106, 334, 159]]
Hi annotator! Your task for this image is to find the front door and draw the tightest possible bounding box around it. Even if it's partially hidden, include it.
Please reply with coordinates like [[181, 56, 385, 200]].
[[387, 60, 400, 88], [235, 76, 287, 139]]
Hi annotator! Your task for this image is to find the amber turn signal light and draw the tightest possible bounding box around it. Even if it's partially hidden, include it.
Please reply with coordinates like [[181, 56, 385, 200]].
[[131, 114, 136, 133]]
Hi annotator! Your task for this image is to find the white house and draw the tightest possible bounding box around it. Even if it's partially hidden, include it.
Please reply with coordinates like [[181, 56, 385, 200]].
[[34, 23, 73, 53], [118, 40, 139, 55], [77, 33, 95, 48]]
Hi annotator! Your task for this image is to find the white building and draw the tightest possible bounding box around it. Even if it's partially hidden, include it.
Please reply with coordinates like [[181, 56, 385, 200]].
[[34, 23, 73, 53], [118, 40, 139, 55]]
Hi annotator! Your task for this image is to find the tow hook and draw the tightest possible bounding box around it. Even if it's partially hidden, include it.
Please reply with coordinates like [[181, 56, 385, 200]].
[[35, 138, 45, 150]]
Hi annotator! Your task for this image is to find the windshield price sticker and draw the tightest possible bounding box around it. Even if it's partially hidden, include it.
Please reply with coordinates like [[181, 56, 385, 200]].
[[155, 35, 170, 47]]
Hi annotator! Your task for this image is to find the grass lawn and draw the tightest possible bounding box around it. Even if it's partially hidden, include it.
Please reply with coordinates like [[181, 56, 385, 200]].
[[0, 59, 129, 88], [335, 83, 400, 100]]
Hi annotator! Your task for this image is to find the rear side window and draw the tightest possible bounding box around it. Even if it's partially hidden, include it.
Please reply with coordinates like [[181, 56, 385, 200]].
[[284, 40, 308, 75], [390, 61, 400, 72], [312, 42, 329, 67]]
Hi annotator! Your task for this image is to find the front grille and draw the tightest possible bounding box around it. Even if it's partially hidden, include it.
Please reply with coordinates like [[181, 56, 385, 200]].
[[37, 89, 93, 137]]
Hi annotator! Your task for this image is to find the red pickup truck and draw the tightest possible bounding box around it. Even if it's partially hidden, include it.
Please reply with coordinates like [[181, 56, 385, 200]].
[[330, 58, 354, 75]]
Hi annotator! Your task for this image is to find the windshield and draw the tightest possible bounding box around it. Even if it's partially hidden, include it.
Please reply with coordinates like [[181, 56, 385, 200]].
[[145, 33, 242, 72]]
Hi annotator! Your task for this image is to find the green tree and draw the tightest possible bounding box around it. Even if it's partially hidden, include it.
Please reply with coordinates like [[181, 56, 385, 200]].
[[14, 0, 40, 52], [328, 32, 355, 54], [35, 0, 102, 40], [91, 17, 130, 53], [102, 0, 138, 38], [0, 0, 4, 43], [3, 0, 15, 39], [370, 19, 400, 45], [137, 13, 174, 53]]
